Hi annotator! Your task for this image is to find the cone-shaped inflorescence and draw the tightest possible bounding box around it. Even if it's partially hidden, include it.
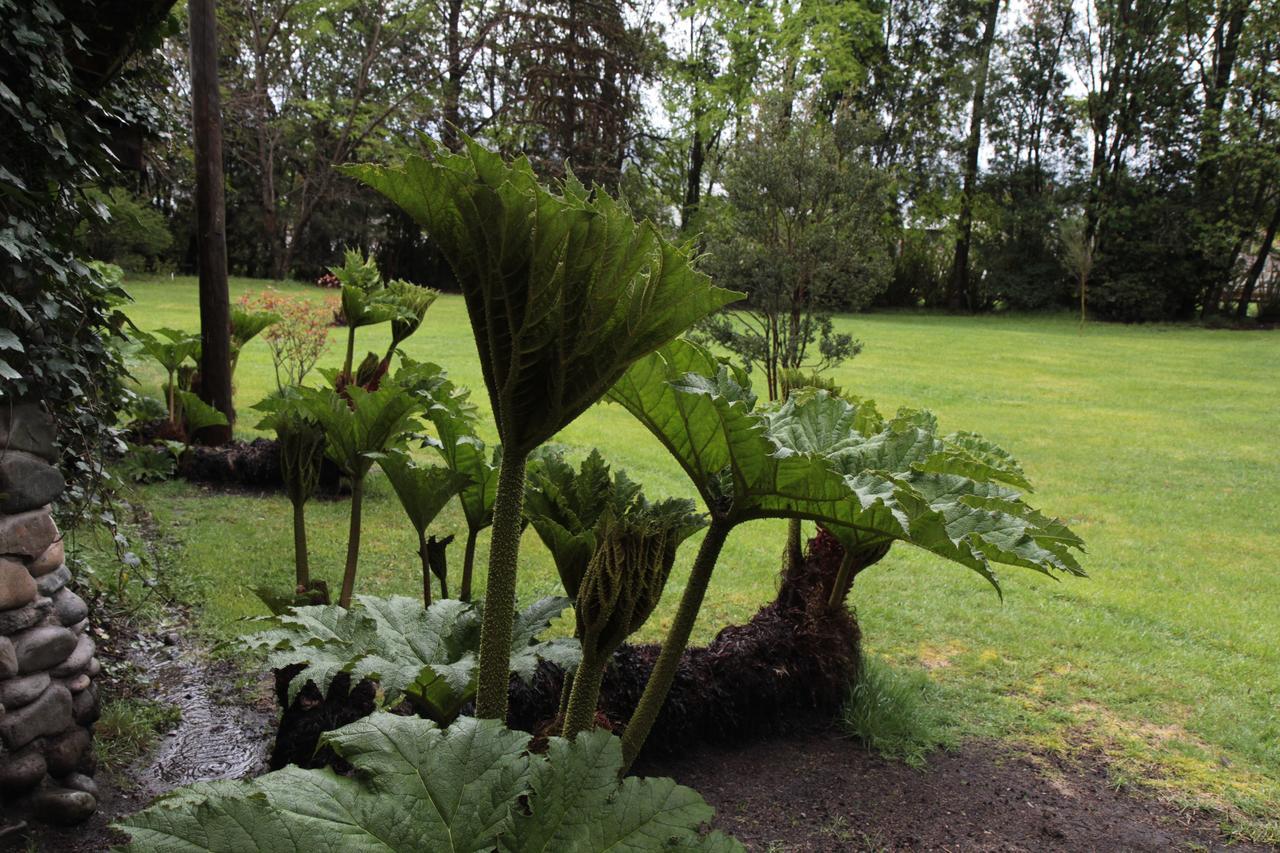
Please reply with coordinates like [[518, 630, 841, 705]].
[[562, 499, 705, 738], [524, 447, 642, 600], [346, 139, 741, 719]]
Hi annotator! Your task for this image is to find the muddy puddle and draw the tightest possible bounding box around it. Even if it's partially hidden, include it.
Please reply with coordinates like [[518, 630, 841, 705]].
[[125, 630, 274, 801]]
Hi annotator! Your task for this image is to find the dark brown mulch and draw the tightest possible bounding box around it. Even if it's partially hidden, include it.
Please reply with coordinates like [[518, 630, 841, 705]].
[[270, 535, 862, 770], [645, 731, 1272, 853]]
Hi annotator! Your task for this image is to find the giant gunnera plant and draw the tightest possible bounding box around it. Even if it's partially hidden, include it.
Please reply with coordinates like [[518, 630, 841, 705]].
[[523, 447, 704, 734], [607, 339, 1085, 767], [346, 139, 741, 719]]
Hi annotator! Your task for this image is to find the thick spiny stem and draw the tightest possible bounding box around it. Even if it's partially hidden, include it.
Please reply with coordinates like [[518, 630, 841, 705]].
[[474, 452, 528, 720], [337, 475, 364, 609], [292, 499, 310, 590], [460, 527, 478, 602], [562, 652, 606, 738], [620, 519, 731, 770]]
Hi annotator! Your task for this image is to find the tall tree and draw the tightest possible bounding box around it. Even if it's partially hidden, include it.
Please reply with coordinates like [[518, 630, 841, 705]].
[[947, 0, 1001, 311], [189, 0, 234, 441]]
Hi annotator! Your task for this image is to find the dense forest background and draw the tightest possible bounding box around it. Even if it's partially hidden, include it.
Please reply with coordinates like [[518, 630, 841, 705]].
[[90, 0, 1280, 322]]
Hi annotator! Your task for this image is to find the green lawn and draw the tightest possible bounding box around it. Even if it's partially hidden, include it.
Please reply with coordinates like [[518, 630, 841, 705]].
[[118, 275, 1280, 838]]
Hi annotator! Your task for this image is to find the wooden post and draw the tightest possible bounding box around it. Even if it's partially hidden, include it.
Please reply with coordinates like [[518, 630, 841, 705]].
[[188, 0, 234, 444]]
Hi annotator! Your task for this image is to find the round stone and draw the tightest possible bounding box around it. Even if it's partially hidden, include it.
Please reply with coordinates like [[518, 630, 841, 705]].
[[0, 506, 58, 558], [0, 557, 37, 609], [0, 598, 52, 635], [0, 684, 73, 750], [0, 402, 58, 462], [35, 565, 71, 597], [27, 539, 64, 577], [12, 625, 77, 674], [28, 785, 97, 825], [68, 617, 88, 636], [45, 726, 91, 776], [0, 636, 16, 679], [50, 634, 94, 678], [72, 684, 100, 726], [0, 451, 65, 514], [0, 745, 46, 794], [60, 772, 99, 799], [63, 673, 90, 693], [51, 588, 86, 627], [0, 672, 50, 709]]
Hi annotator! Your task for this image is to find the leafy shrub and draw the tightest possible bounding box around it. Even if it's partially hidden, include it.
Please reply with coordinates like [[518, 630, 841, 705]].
[[243, 595, 579, 723], [238, 291, 331, 392], [605, 339, 1084, 766], [117, 443, 177, 484], [116, 713, 740, 852], [77, 186, 174, 271], [296, 373, 423, 607]]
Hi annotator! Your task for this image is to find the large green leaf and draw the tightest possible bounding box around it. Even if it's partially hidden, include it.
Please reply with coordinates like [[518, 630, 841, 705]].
[[132, 326, 200, 373], [297, 382, 420, 478], [344, 139, 743, 455], [116, 714, 741, 852], [377, 448, 472, 537], [241, 595, 579, 718], [523, 447, 643, 598], [609, 341, 1085, 591], [174, 390, 230, 434], [425, 402, 500, 533]]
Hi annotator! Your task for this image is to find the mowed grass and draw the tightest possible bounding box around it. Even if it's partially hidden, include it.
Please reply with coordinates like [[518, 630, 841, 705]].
[[121, 275, 1280, 837]]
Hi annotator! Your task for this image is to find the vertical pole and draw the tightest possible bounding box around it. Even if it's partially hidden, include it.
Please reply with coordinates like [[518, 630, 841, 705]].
[[189, 0, 234, 444]]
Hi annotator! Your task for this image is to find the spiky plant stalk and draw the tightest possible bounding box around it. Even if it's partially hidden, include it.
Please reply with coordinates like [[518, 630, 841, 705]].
[[337, 475, 365, 609], [418, 530, 433, 607], [293, 501, 310, 590], [460, 528, 478, 602], [474, 452, 528, 719], [619, 519, 730, 766], [826, 539, 891, 608]]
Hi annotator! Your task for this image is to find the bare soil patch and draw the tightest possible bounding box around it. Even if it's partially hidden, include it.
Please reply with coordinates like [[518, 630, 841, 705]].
[[647, 730, 1273, 852]]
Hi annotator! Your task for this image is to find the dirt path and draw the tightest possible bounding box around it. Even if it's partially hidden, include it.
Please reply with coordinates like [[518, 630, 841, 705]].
[[648, 730, 1272, 852], [12, 628, 274, 852]]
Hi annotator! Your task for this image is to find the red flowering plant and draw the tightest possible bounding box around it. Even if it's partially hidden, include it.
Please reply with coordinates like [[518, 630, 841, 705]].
[[237, 291, 332, 394]]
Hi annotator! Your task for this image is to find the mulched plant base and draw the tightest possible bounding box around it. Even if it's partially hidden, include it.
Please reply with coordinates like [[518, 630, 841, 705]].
[[646, 731, 1269, 852]]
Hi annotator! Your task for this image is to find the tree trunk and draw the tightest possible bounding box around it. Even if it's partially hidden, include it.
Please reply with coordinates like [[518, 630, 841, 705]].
[[188, 0, 233, 444], [947, 0, 1000, 313], [680, 127, 705, 233], [442, 0, 464, 150], [1238, 201, 1280, 319]]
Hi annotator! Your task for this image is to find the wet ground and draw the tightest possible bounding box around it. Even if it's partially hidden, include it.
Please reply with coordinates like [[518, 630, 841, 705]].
[[9, 625, 273, 852], [650, 730, 1275, 852], [9, 626, 1273, 851]]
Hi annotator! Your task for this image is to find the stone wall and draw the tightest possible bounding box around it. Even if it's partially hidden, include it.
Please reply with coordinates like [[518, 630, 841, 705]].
[[0, 403, 99, 824]]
